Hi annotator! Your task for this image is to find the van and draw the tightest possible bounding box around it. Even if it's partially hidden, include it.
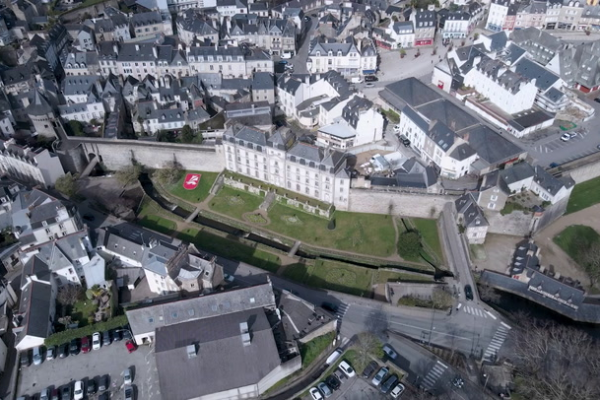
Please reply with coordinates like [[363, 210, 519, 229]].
[[350, 76, 363, 83], [281, 52, 293, 59], [32, 346, 43, 365], [325, 348, 342, 365]]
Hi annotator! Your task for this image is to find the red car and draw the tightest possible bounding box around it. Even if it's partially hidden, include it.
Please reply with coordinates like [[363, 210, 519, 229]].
[[81, 336, 91, 353], [125, 340, 137, 353]]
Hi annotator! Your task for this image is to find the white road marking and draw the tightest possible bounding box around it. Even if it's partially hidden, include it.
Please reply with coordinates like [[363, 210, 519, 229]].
[[485, 311, 497, 320]]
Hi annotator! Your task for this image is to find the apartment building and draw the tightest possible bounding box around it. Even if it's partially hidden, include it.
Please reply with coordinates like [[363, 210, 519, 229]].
[[187, 45, 273, 78], [131, 11, 173, 40], [373, 21, 415, 50], [217, 0, 249, 20], [411, 8, 436, 46], [306, 36, 377, 76], [485, 0, 587, 32], [92, 9, 131, 42], [176, 9, 219, 46], [0, 139, 64, 187], [223, 125, 351, 209], [64, 52, 101, 76], [11, 189, 84, 250], [222, 15, 297, 56]]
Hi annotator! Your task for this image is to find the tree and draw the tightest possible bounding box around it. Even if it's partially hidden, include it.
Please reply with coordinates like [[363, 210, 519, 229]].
[[355, 332, 381, 371], [512, 314, 600, 400], [431, 286, 452, 309], [194, 132, 204, 144], [399, 48, 407, 58], [398, 231, 422, 259], [115, 163, 142, 187], [153, 161, 183, 186], [180, 125, 194, 143], [57, 285, 83, 307], [55, 173, 79, 198], [67, 120, 85, 137], [582, 242, 600, 286]]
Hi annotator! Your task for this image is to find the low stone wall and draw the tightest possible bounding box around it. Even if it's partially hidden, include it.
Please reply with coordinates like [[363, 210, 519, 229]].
[[224, 177, 333, 218], [297, 320, 337, 345], [348, 189, 454, 218]]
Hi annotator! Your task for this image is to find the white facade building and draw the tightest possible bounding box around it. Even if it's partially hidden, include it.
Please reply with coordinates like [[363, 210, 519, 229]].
[[0, 139, 65, 187], [307, 37, 377, 76], [223, 125, 351, 209]]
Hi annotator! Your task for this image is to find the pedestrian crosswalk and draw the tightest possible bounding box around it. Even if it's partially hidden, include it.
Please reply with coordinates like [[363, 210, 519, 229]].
[[335, 302, 349, 320], [462, 305, 488, 318], [483, 322, 511, 362], [421, 360, 448, 391]]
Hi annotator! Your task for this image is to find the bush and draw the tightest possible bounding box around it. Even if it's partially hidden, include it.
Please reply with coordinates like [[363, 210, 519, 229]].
[[328, 218, 336, 230], [398, 231, 422, 259], [44, 315, 128, 347]]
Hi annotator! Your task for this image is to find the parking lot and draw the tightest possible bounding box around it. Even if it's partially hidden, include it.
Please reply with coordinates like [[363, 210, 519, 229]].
[[17, 342, 160, 400]]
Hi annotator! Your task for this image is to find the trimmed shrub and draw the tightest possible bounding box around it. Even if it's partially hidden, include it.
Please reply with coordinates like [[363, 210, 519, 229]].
[[44, 315, 128, 347]]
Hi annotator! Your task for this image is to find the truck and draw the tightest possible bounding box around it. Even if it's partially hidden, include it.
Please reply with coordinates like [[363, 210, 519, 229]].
[[350, 76, 363, 83]]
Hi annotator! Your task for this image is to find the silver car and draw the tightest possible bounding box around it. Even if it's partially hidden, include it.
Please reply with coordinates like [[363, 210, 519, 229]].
[[371, 367, 389, 387]]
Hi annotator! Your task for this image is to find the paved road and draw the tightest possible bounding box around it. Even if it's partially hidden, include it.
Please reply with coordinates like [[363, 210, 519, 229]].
[[386, 333, 494, 399]]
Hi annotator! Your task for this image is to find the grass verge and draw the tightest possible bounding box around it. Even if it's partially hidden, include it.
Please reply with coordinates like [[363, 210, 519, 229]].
[[566, 175, 600, 214], [300, 332, 335, 368], [411, 218, 444, 262], [208, 186, 264, 220], [553, 225, 600, 266]]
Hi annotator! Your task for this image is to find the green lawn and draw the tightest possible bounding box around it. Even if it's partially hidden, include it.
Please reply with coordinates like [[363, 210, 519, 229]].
[[178, 228, 281, 273], [71, 299, 97, 327], [566, 175, 600, 214], [411, 218, 444, 261], [268, 206, 397, 257], [300, 332, 335, 367], [553, 225, 600, 266], [282, 259, 373, 297], [374, 269, 433, 283], [208, 187, 264, 220], [138, 203, 177, 236], [167, 171, 219, 203]]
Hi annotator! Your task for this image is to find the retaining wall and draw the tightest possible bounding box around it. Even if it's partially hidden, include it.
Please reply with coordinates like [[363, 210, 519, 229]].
[[348, 189, 454, 218]]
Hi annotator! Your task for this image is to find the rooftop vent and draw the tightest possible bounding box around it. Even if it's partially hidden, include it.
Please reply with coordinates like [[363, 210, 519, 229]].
[[186, 344, 197, 358], [240, 322, 251, 346]]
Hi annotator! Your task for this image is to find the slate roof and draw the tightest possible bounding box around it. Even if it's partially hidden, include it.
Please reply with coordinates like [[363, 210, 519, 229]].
[[252, 72, 274, 91], [514, 58, 560, 92], [126, 282, 277, 336], [342, 95, 372, 130], [533, 165, 575, 196], [450, 143, 477, 161], [382, 78, 441, 109], [510, 239, 539, 275], [26, 90, 53, 116], [455, 192, 488, 228], [155, 308, 281, 400], [177, 9, 218, 36], [131, 11, 163, 27], [508, 110, 555, 132], [463, 125, 524, 165], [418, 99, 479, 132], [499, 162, 535, 187], [510, 27, 561, 66], [18, 281, 52, 340], [226, 124, 268, 146]]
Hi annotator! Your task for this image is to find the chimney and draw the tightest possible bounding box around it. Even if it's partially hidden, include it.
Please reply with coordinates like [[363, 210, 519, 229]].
[[305, 75, 310, 84], [152, 46, 158, 58], [186, 344, 198, 358], [113, 43, 119, 54], [135, 44, 140, 52]]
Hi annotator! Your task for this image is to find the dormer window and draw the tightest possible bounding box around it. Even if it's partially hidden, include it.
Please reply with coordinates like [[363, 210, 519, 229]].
[[337, 51, 342, 57], [328, 51, 333, 57], [316, 51, 321, 56]]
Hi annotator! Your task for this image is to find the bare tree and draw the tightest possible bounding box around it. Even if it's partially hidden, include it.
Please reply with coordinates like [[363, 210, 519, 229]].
[[582, 242, 600, 286], [355, 332, 381, 372], [57, 285, 83, 307], [431, 287, 452, 309], [513, 314, 600, 400], [478, 282, 502, 303]]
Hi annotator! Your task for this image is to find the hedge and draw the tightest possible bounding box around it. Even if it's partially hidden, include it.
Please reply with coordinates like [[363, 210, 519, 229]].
[[44, 315, 129, 347]]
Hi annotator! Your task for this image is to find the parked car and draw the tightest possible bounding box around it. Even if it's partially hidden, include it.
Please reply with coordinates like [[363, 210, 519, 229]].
[[325, 349, 342, 365], [309, 387, 323, 400], [124, 385, 134, 400], [317, 382, 332, 398], [325, 374, 341, 391], [46, 346, 56, 361], [58, 343, 69, 358], [371, 367, 389, 387], [60, 385, 71, 400], [382, 344, 398, 360], [560, 132, 574, 142], [19, 350, 30, 368], [362, 360, 378, 379], [69, 339, 80, 355], [112, 329, 123, 342], [280, 52, 293, 59], [121, 328, 133, 340], [81, 336, 91, 353], [50, 388, 59, 400], [278, 60, 288, 65], [399, 135, 411, 147], [102, 330, 112, 346], [82, 214, 95, 221], [380, 374, 399, 394], [125, 340, 138, 353], [364, 75, 378, 82], [32, 347, 43, 365], [40, 388, 50, 400], [87, 379, 97, 395], [338, 361, 356, 378], [98, 375, 108, 392], [390, 383, 406, 398], [465, 284, 474, 301], [92, 332, 101, 350], [73, 380, 84, 400], [123, 368, 133, 385], [393, 125, 401, 134]]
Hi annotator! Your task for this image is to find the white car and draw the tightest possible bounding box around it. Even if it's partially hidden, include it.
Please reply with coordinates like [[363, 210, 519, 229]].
[[281, 52, 293, 59], [390, 383, 406, 398], [92, 332, 101, 350], [393, 125, 401, 134], [123, 367, 133, 385], [73, 380, 84, 400], [560, 132, 576, 141], [382, 344, 398, 359], [309, 387, 323, 400], [338, 360, 356, 377]]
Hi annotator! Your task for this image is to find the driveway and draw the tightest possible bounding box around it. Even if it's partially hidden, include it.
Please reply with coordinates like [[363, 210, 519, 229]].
[[17, 342, 161, 400]]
